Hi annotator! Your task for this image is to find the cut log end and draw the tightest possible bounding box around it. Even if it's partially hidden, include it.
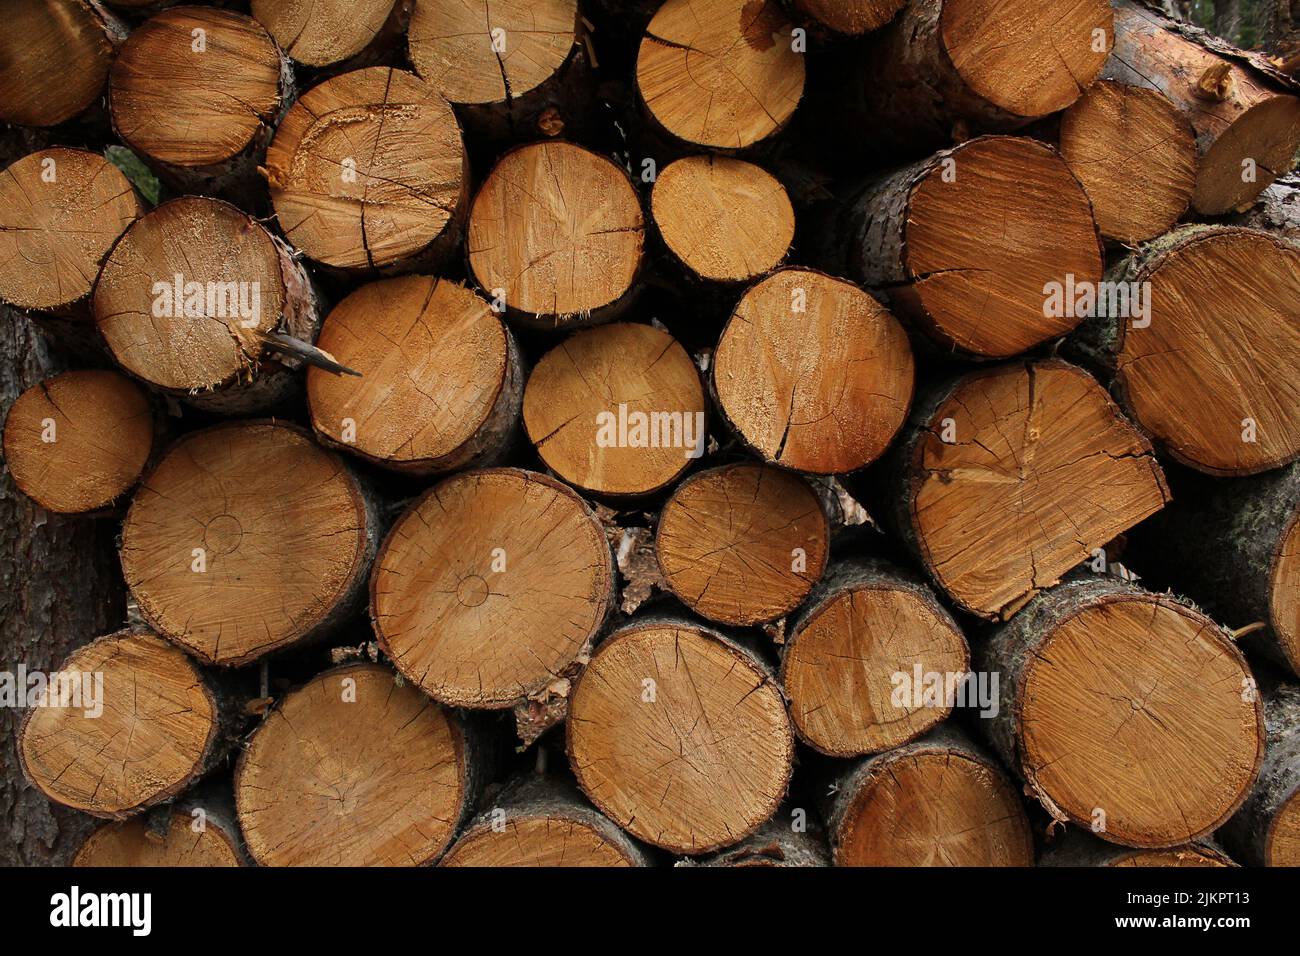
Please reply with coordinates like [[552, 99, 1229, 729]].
[[74, 811, 243, 867], [120, 422, 374, 667], [372, 468, 613, 709], [1114, 227, 1300, 476], [1194, 95, 1300, 215], [907, 361, 1168, 620], [409, 0, 578, 104], [0, 0, 119, 127], [714, 267, 913, 474], [568, 619, 794, 854], [3, 370, 153, 514], [655, 463, 829, 625], [782, 562, 968, 756], [897, 136, 1102, 356], [651, 155, 794, 283], [266, 67, 465, 271], [636, 0, 805, 149], [468, 141, 643, 326], [110, 8, 282, 168], [523, 323, 704, 497], [250, 0, 398, 67], [0, 148, 141, 313], [939, 0, 1112, 118], [793, 0, 903, 34], [308, 275, 520, 475], [235, 663, 473, 866], [829, 729, 1034, 866], [19, 631, 219, 819], [1058, 80, 1197, 244]]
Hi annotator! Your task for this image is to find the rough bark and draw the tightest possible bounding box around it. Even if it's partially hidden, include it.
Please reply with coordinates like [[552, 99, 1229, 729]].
[[1220, 680, 1300, 866]]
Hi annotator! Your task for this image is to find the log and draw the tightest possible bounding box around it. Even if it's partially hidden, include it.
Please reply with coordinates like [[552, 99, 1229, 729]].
[[92, 195, 324, 414], [654, 462, 829, 625], [650, 155, 795, 285], [0, 0, 126, 127], [408, 0, 590, 143], [712, 267, 913, 473], [264, 66, 467, 274], [823, 725, 1034, 866], [249, 0, 402, 68], [371, 467, 614, 709], [1039, 830, 1235, 867], [1108, 0, 1300, 215], [976, 575, 1265, 848], [440, 772, 651, 867], [466, 140, 644, 330], [1231, 172, 1300, 236], [73, 791, 247, 867], [780, 558, 969, 757], [880, 359, 1169, 620], [567, 616, 794, 854], [843, 0, 1113, 152], [682, 813, 830, 866], [1057, 79, 1198, 244], [18, 629, 241, 820], [2, 370, 154, 514], [119, 421, 379, 667], [789, 0, 903, 34], [235, 662, 483, 866], [307, 275, 523, 476], [522, 322, 705, 497], [1074, 225, 1300, 477], [823, 136, 1103, 359], [1220, 681, 1300, 867], [107, 7, 290, 200], [635, 0, 805, 150], [0, 148, 141, 314]]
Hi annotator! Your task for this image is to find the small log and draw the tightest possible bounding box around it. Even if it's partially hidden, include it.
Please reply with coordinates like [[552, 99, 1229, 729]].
[[0, 148, 141, 314], [0, 0, 126, 127], [74, 791, 247, 867], [371, 467, 614, 709], [235, 662, 483, 866], [467, 140, 644, 330], [92, 195, 324, 414], [823, 136, 1103, 359], [440, 772, 651, 867], [880, 360, 1169, 620], [249, 0, 403, 68], [308, 275, 523, 476], [567, 616, 794, 854], [650, 155, 795, 285], [843, 0, 1113, 152], [823, 725, 1034, 866], [1058, 79, 1198, 244], [976, 576, 1265, 848], [120, 421, 379, 667], [1074, 225, 1300, 476], [780, 558, 968, 757], [1220, 681, 1300, 867], [654, 462, 829, 625], [683, 813, 830, 866], [789, 0, 903, 34], [108, 7, 290, 201], [19, 629, 241, 820], [2, 370, 154, 514], [1039, 830, 1235, 867], [712, 266, 913, 474], [265, 66, 468, 273], [1108, 0, 1300, 215], [635, 0, 805, 150], [522, 322, 705, 498]]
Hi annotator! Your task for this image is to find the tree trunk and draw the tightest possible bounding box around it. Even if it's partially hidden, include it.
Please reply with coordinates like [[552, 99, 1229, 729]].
[[975, 575, 1265, 848]]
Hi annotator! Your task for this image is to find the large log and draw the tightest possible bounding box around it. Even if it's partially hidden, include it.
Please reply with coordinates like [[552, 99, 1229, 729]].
[[821, 136, 1103, 359], [976, 576, 1265, 848], [235, 662, 484, 866], [712, 267, 913, 473], [307, 275, 523, 476], [567, 616, 794, 854], [370, 468, 614, 710], [1072, 225, 1300, 477], [877, 360, 1169, 620], [119, 421, 380, 667]]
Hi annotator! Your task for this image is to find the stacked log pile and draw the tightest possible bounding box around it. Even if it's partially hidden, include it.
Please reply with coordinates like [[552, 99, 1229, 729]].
[[1, 0, 1298, 868]]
